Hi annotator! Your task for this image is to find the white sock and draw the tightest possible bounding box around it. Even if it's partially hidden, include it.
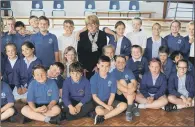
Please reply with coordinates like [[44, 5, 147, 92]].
[[161, 107, 165, 110], [138, 103, 146, 109]]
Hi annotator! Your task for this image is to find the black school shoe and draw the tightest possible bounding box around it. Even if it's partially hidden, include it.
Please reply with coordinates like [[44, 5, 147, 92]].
[[49, 114, 61, 125], [164, 103, 177, 112], [87, 111, 96, 119], [94, 115, 105, 125]]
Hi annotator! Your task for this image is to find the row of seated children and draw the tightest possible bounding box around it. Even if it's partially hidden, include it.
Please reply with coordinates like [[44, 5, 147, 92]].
[[1, 55, 194, 125]]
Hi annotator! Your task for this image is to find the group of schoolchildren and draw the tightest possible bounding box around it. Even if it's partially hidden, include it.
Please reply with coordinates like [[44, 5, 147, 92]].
[[1, 15, 194, 125]]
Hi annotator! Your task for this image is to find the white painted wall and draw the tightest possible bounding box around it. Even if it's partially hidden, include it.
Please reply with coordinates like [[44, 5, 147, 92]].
[[9, 1, 193, 20]]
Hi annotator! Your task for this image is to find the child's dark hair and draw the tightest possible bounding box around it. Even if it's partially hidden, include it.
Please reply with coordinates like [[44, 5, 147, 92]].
[[69, 62, 83, 73], [63, 20, 74, 26], [98, 55, 111, 63], [131, 45, 142, 53], [133, 17, 142, 25], [170, 51, 183, 61], [176, 59, 188, 68], [158, 45, 169, 55], [114, 55, 126, 61], [39, 16, 50, 26], [52, 62, 65, 74], [21, 41, 35, 54], [32, 64, 47, 75], [29, 15, 38, 20], [149, 58, 162, 67], [115, 21, 125, 29], [14, 21, 25, 29], [5, 43, 17, 52]]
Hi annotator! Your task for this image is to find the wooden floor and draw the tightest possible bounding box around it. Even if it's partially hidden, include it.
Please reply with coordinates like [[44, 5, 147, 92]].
[[1, 102, 194, 126]]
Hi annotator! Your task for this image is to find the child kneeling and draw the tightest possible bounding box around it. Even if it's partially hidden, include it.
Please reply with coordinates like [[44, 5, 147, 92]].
[[21, 65, 61, 124]]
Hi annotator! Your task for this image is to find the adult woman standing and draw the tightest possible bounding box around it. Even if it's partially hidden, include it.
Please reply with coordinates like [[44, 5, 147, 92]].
[[77, 15, 107, 79]]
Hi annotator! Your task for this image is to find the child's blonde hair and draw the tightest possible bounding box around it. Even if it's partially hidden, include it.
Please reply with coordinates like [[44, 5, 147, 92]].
[[152, 22, 161, 29], [102, 44, 115, 55], [187, 21, 194, 29], [63, 46, 78, 64]]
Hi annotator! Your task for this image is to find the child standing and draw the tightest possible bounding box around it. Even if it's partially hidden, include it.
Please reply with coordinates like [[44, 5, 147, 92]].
[[62, 62, 94, 121], [112, 55, 139, 121], [144, 23, 167, 60], [126, 17, 147, 53], [103, 21, 131, 59], [164, 20, 186, 55], [21, 65, 61, 124], [183, 21, 194, 63], [13, 21, 31, 56], [28, 15, 39, 34], [135, 58, 168, 109], [168, 59, 194, 110], [90, 56, 127, 125], [63, 46, 78, 78]]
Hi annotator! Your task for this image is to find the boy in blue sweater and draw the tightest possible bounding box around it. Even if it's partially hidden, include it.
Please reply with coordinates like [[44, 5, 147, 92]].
[[62, 62, 94, 121], [135, 58, 168, 109], [90, 56, 127, 125]]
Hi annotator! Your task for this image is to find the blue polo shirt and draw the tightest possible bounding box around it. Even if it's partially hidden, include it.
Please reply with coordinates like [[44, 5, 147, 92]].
[[30, 32, 59, 67], [12, 33, 31, 56], [112, 68, 135, 83], [27, 78, 59, 104], [1, 81, 14, 106], [62, 76, 91, 107], [164, 34, 184, 54], [1, 32, 13, 55], [90, 72, 117, 101]]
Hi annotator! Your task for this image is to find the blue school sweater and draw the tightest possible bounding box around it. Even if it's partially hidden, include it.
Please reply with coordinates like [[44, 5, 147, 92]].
[[140, 72, 167, 100], [15, 57, 42, 88], [2, 57, 21, 87], [62, 76, 91, 107], [168, 73, 194, 98], [126, 57, 149, 81], [103, 28, 131, 56], [164, 34, 185, 54], [144, 37, 168, 60], [162, 58, 174, 79]]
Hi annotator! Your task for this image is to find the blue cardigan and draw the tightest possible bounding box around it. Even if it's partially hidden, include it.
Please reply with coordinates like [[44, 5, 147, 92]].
[[144, 37, 167, 60], [103, 27, 132, 56], [140, 72, 167, 100], [2, 57, 21, 87], [168, 73, 194, 98], [15, 58, 42, 88]]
